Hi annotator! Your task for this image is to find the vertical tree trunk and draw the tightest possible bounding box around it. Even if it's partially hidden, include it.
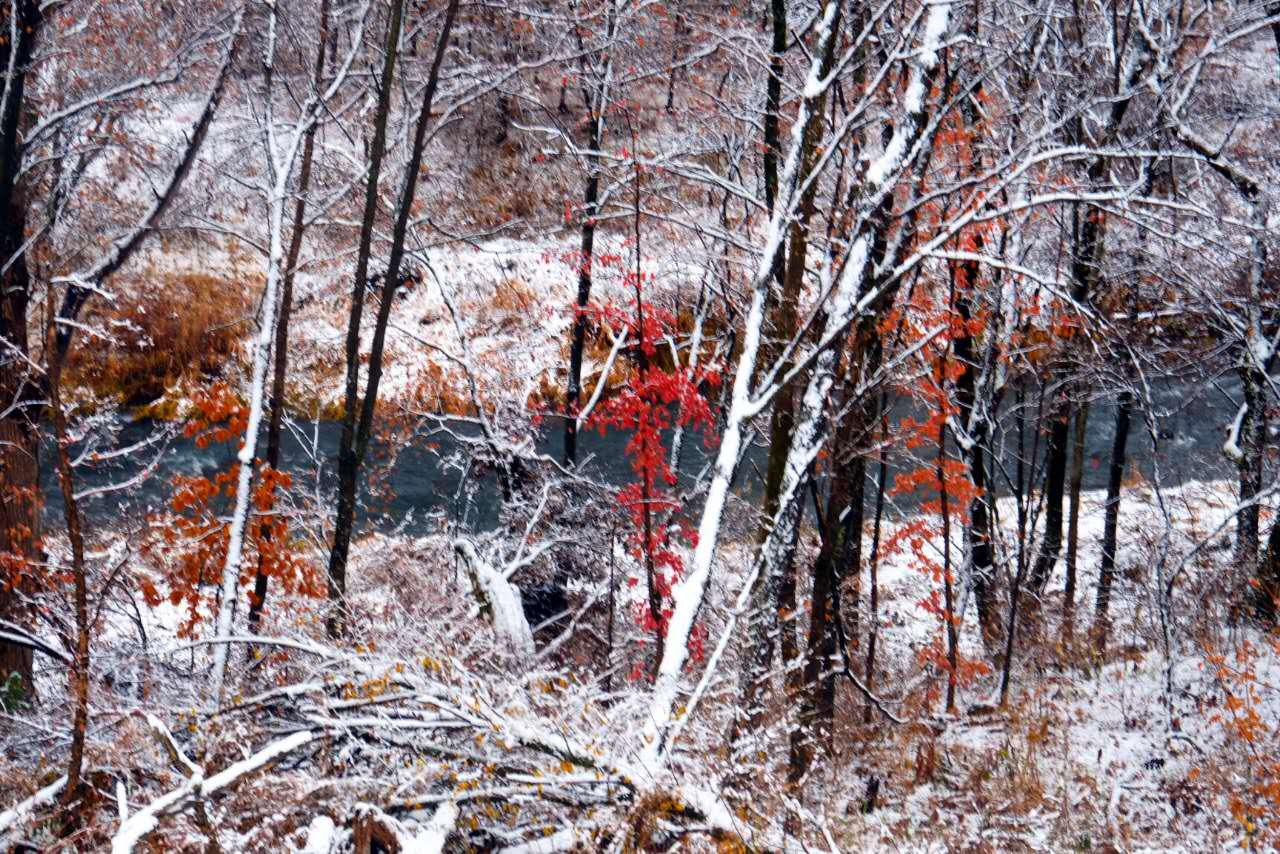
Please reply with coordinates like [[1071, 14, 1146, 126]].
[[1028, 111, 1115, 601], [1063, 402, 1089, 643], [1093, 391, 1131, 654], [627, 144, 663, 672], [328, 0, 409, 635], [0, 0, 43, 700], [938, 423, 958, 713], [0, 417, 38, 699], [951, 263, 1003, 649], [1029, 396, 1071, 600], [761, 0, 787, 220], [1256, 518, 1280, 624], [1000, 384, 1033, 706], [863, 411, 888, 723], [248, 0, 331, 635], [328, 0, 458, 636], [563, 0, 616, 467], [46, 308, 88, 804], [664, 12, 683, 112], [788, 378, 870, 784]]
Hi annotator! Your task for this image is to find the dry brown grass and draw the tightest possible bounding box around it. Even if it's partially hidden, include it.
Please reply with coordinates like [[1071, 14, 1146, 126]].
[[67, 267, 254, 411]]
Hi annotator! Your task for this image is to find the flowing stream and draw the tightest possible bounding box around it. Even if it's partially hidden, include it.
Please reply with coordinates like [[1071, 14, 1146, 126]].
[[40, 377, 1241, 536]]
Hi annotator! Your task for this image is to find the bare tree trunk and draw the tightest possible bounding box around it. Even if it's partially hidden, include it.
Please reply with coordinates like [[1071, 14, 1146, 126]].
[[563, 0, 616, 467], [328, 0, 409, 637], [0, 0, 43, 699], [0, 416, 38, 700], [1257, 519, 1280, 624], [248, 0, 331, 635], [664, 11, 683, 112], [1093, 391, 1131, 654], [761, 0, 787, 220], [626, 140, 663, 673], [789, 381, 868, 783], [1236, 365, 1266, 575], [1029, 394, 1071, 601], [951, 263, 1003, 650], [863, 411, 888, 723], [743, 0, 840, 741], [328, 0, 459, 635], [1027, 77, 1123, 600], [46, 306, 88, 805], [1063, 402, 1089, 644], [938, 423, 958, 713], [1000, 385, 1033, 706]]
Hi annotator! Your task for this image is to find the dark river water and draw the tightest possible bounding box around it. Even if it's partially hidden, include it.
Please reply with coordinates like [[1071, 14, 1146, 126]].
[[40, 377, 1241, 535]]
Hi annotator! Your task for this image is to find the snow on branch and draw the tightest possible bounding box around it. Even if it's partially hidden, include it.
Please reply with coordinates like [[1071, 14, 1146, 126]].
[[0, 775, 67, 837], [640, 0, 953, 770], [454, 539, 536, 657], [111, 724, 316, 854], [53, 7, 247, 357]]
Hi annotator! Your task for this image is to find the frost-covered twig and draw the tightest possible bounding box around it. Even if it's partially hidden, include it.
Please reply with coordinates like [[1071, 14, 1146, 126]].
[[112, 728, 316, 854], [576, 327, 629, 429], [53, 9, 247, 355], [0, 774, 67, 836]]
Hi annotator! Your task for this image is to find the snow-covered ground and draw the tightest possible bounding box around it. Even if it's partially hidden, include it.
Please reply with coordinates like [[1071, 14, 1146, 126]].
[[7, 474, 1271, 852]]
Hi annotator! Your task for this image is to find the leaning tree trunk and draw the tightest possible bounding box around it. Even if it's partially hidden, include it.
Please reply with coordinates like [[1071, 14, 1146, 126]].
[[1235, 364, 1266, 576], [740, 0, 837, 744]]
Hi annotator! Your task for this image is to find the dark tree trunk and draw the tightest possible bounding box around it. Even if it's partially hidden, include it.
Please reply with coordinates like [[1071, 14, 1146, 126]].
[[788, 384, 869, 784], [1236, 365, 1266, 575], [1093, 391, 1131, 654], [1029, 397, 1071, 599], [0, 414, 38, 699], [762, 0, 787, 219], [46, 309, 88, 805], [328, 0, 459, 635], [1063, 402, 1089, 643], [0, 0, 44, 697], [562, 1, 616, 467], [863, 413, 888, 723], [1028, 125, 1111, 601], [664, 12, 683, 112], [938, 423, 958, 713], [328, 0, 409, 636], [563, 167, 601, 466], [950, 266, 1003, 649], [999, 384, 1033, 706], [752, 0, 837, 735], [1257, 518, 1280, 624]]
